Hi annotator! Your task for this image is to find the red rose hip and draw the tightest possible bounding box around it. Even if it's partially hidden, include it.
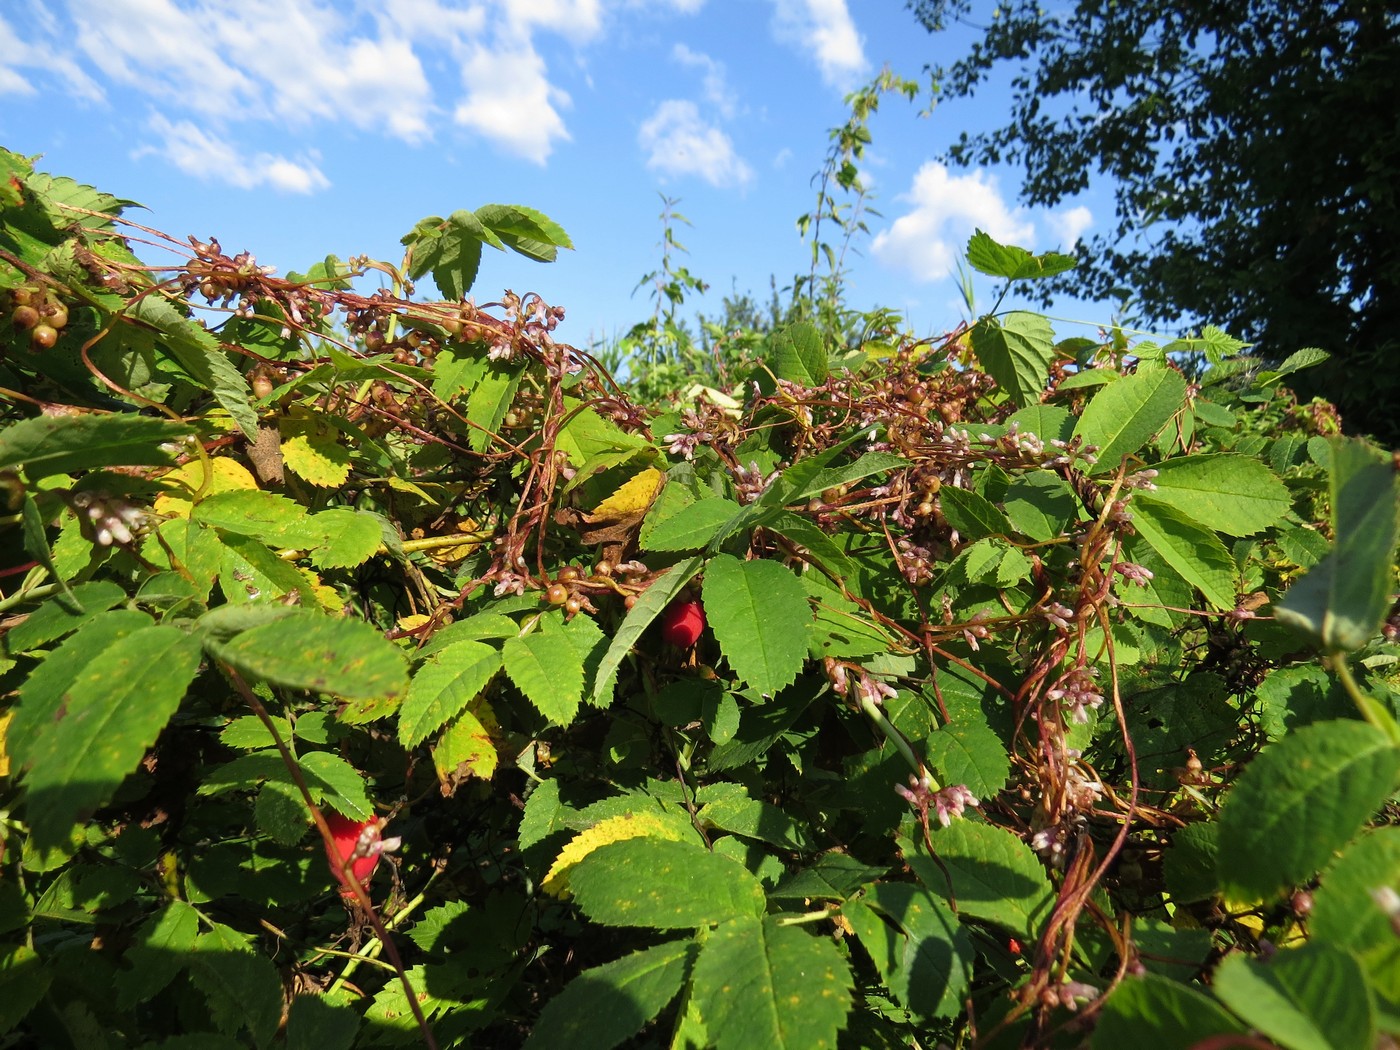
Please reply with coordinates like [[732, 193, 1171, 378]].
[[660, 598, 706, 648], [323, 812, 393, 897]]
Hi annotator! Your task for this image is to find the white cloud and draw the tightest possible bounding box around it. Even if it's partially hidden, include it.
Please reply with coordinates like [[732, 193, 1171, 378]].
[[140, 115, 329, 194], [639, 100, 752, 189], [872, 162, 1033, 282], [770, 0, 867, 91], [1048, 205, 1093, 247], [455, 43, 572, 165], [672, 43, 737, 118]]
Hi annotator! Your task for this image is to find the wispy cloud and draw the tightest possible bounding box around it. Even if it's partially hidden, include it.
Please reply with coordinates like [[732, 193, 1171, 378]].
[[872, 162, 1033, 282], [139, 114, 329, 194], [1048, 205, 1093, 248], [672, 43, 737, 118], [769, 0, 867, 91], [455, 42, 573, 166], [639, 100, 753, 189]]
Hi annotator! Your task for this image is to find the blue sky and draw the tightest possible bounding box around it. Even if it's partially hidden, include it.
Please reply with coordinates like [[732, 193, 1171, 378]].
[[0, 0, 1107, 348]]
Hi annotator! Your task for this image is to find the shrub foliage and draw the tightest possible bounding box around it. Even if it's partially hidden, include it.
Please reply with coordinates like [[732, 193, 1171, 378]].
[[1, 147, 1398, 1049]]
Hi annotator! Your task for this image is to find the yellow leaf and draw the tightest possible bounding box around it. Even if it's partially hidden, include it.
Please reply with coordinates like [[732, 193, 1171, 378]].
[[542, 811, 688, 898], [587, 468, 665, 523], [282, 416, 351, 487], [299, 568, 344, 612], [397, 614, 431, 632], [432, 699, 500, 794], [153, 458, 258, 518], [0, 708, 11, 778]]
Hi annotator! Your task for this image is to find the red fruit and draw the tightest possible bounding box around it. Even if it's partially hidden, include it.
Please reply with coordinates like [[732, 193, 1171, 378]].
[[323, 812, 384, 897], [660, 598, 706, 648]]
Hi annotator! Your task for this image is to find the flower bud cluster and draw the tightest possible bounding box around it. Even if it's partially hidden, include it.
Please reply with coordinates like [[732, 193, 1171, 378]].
[[70, 490, 147, 547]]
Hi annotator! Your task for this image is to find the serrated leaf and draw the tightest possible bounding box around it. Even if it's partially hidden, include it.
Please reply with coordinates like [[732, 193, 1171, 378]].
[[768, 450, 905, 508], [280, 415, 352, 487], [398, 640, 503, 747], [519, 778, 573, 850], [1276, 438, 1400, 653], [1213, 943, 1373, 1050], [924, 718, 1011, 799], [0, 413, 190, 478], [465, 360, 525, 452], [768, 510, 857, 579], [114, 900, 201, 1009], [432, 701, 499, 789], [407, 210, 486, 297], [0, 943, 51, 1034], [219, 714, 292, 750], [592, 557, 702, 704], [1093, 973, 1246, 1050], [701, 793, 814, 851], [298, 751, 371, 819], [206, 610, 409, 701], [1140, 454, 1290, 536], [903, 820, 1055, 938], [153, 457, 259, 518], [569, 837, 765, 927], [703, 554, 811, 697], [969, 311, 1055, 408], [285, 995, 360, 1050], [691, 913, 853, 1050], [1218, 719, 1400, 900], [770, 854, 887, 901], [1003, 472, 1078, 541], [1129, 499, 1238, 610], [17, 624, 201, 847], [1074, 367, 1187, 474], [299, 508, 383, 569], [846, 882, 972, 1019], [965, 229, 1076, 281], [939, 485, 1012, 539], [545, 813, 693, 899], [2, 579, 128, 653], [193, 489, 307, 540], [769, 321, 829, 385], [129, 297, 258, 439], [187, 929, 283, 1048], [504, 632, 584, 725], [642, 497, 743, 552], [524, 939, 694, 1050], [588, 467, 664, 522], [1311, 829, 1400, 1001]]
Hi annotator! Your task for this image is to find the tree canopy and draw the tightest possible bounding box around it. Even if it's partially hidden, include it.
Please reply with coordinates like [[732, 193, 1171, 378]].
[[910, 0, 1400, 443]]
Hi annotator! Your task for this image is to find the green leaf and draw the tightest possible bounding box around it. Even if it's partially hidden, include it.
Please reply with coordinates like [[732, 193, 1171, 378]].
[[965, 230, 1076, 280], [205, 610, 409, 701], [1259, 346, 1331, 384], [129, 296, 258, 439], [703, 554, 812, 697], [1003, 472, 1078, 541], [187, 928, 283, 1048], [194, 489, 307, 540], [767, 510, 857, 579], [1129, 499, 1238, 610], [691, 913, 853, 1050], [569, 837, 765, 929], [524, 940, 695, 1050], [299, 508, 384, 569], [1276, 438, 1400, 653], [398, 641, 503, 746], [1074, 368, 1188, 474], [1004, 404, 1074, 443], [1139, 454, 1290, 536], [769, 322, 829, 385], [1312, 828, 1400, 953], [114, 899, 202, 1009], [18, 624, 200, 847], [407, 210, 486, 297], [0, 943, 51, 1034], [769, 450, 906, 508], [923, 718, 1011, 800], [0, 413, 190, 478], [2, 579, 128, 653], [1093, 973, 1246, 1050], [465, 360, 525, 452], [285, 994, 360, 1050], [1212, 943, 1373, 1050], [475, 203, 573, 262], [592, 557, 702, 704], [520, 778, 575, 850], [701, 793, 814, 851], [938, 485, 1012, 539], [504, 632, 584, 725], [846, 882, 972, 1019], [968, 311, 1055, 408], [1218, 719, 1400, 900], [902, 820, 1055, 938], [298, 751, 372, 819], [770, 854, 887, 902], [642, 497, 743, 552]]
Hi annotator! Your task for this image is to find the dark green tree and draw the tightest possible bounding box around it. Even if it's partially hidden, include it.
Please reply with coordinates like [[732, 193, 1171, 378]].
[[910, 0, 1400, 443]]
